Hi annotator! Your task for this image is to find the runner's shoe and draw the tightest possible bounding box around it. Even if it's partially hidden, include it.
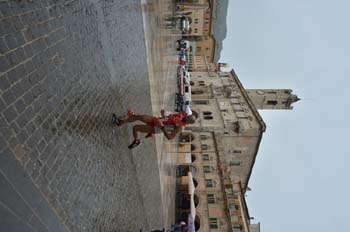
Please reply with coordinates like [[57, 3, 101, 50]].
[[128, 139, 141, 149], [112, 113, 125, 126]]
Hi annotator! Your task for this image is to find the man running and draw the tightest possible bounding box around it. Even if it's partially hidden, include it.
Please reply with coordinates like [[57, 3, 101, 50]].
[[113, 107, 198, 149]]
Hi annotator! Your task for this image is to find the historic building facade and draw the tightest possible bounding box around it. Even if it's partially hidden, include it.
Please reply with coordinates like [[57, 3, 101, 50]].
[[175, 57, 298, 231]]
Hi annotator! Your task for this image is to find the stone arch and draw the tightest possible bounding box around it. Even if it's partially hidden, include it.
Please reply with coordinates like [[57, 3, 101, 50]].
[[195, 215, 201, 231], [191, 154, 196, 162]]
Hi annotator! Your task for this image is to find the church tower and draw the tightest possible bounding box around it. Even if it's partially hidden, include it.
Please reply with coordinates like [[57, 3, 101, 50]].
[[245, 89, 299, 110]]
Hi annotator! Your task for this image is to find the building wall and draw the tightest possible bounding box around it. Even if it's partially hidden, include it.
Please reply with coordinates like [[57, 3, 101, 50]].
[[245, 89, 299, 110], [177, 68, 264, 231], [195, 36, 216, 61]]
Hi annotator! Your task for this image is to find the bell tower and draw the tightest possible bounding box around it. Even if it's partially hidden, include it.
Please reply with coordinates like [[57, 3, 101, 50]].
[[245, 89, 299, 110]]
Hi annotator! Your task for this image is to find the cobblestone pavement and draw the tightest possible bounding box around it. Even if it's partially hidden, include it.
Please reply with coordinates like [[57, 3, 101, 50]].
[[141, 0, 180, 228], [0, 0, 178, 231]]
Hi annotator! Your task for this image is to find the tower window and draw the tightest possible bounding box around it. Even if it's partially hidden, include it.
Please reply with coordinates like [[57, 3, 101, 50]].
[[230, 161, 241, 166], [267, 100, 278, 105], [204, 116, 213, 120]]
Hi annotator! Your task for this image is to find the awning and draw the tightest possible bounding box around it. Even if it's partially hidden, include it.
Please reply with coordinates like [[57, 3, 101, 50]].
[[188, 172, 195, 195], [188, 172, 196, 232], [190, 194, 196, 218]]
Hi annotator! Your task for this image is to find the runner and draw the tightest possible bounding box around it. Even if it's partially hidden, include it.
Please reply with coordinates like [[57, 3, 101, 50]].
[[113, 107, 198, 149]]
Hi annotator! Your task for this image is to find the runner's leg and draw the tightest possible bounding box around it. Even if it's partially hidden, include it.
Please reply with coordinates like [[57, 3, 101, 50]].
[[132, 125, 153, 140]]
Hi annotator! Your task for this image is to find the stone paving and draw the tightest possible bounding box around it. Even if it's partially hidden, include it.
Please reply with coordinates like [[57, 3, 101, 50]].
[[0, 0, 179, 231]]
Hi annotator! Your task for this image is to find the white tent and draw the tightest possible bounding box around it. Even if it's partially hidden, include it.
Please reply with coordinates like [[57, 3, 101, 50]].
[[187, 172, 196, 232]]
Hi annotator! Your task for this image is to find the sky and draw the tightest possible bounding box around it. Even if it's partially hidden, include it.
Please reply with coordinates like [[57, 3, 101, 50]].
[[220, 0, 350, 231]]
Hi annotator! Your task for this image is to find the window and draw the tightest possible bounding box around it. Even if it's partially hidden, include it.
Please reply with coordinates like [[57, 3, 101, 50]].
[[200, 135, 207, 140], [232, 102, 241, 106], [233, 225, 242, 232], [267, 100, 278, 105], [203, 111, 212, 115], [193, 100, 208, 105], [233, 150, 241, 154], [195, 18, 199, 24], [229, 204, 239, 210], [206, 179, 215, 187], [202, 154, 210, 160], [196, 46, 201, 52], [201, 144, 208, 150], [210, 218, 218, 229], [230, 161, 241, 166], [194, 28, 198, 33], [203, 166, 211, 173], [204, 116, 213, 120], [206, 47, 210, 51], [207, 194, 216, 204]]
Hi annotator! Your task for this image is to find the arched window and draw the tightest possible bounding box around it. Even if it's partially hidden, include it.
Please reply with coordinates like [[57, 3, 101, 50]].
[[193, 178, 198, 187], [267, 100, 278, 105], [191, 154, 196, 162], [195, 215, 201, 231], [194, 194, 199, 207], [191, 144, 196, 151]]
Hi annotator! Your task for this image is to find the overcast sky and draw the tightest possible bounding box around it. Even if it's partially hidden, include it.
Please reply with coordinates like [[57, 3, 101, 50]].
[[220, 0, 350, 231]]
